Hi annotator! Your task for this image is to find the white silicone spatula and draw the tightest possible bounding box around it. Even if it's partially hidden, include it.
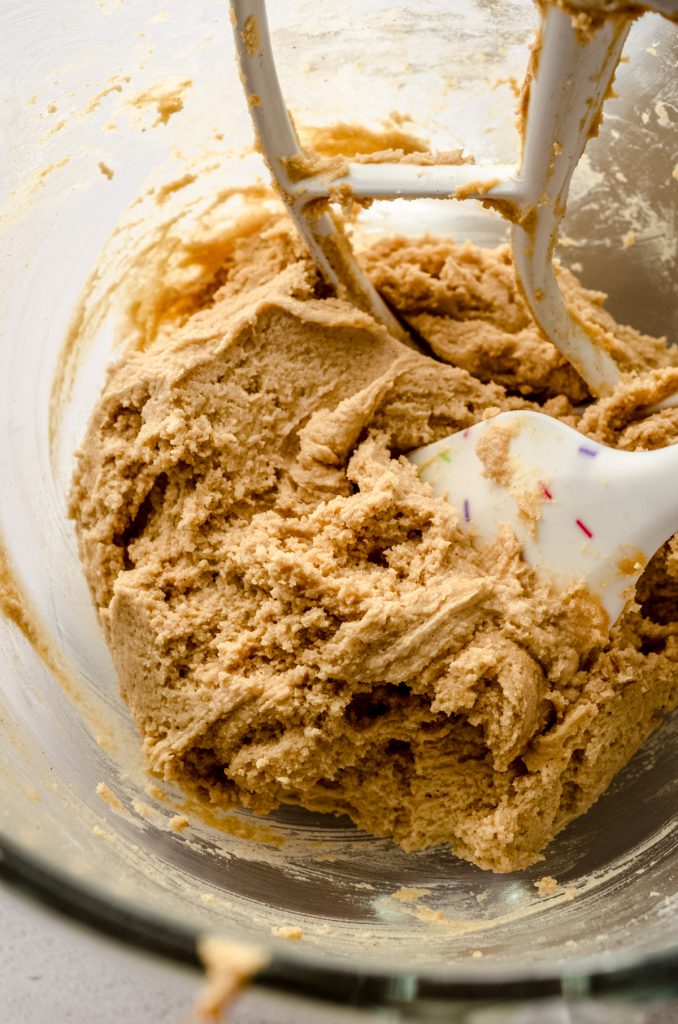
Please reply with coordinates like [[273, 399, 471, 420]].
[[409, 411, 678, 625]]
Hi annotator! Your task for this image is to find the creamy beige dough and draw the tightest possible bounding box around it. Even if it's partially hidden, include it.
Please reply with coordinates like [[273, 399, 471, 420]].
[[70, 221, 678, 872]]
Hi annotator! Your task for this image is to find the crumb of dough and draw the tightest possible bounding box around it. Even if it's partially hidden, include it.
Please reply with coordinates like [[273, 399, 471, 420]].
[[96, 782, 124, 814], [196, 936, 267, 1020], [91, 824, 117, 843], [271, 925, 303, 941], [535, 875, 559, 895], [34, 157, 70, 188], [98, 161, 114, 180], [475, 419, 545, 525], [70, 218, 678, 874], [146, 782, 168, 801], [471, 949, 483, 958], [295, 120, 470, 181], [356, 148, 470, 167], [298, 121, 430, 159], [283, 148, 349, 185], [476, 420, 517, 487], [132, 798, 154, 818], [655, 102, 670, 129], [514, 483, 545, 525], [83, 80, 128, 117], [392, 886, 432, 903], [129, 79, 192, 126], [169, 813, 190, 833], [416, 907, 446, 924], [552, 2, 677, 45], [242, 16, 259, 56], [154, 173, 198, 204], [622, 230, 636, 249]]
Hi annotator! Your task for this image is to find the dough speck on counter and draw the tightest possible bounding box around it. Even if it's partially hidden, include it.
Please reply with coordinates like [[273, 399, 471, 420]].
[[69, 214, 678, 872]]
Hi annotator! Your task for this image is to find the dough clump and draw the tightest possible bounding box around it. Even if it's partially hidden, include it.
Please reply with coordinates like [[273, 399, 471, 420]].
[[70, 220, 678, 872]]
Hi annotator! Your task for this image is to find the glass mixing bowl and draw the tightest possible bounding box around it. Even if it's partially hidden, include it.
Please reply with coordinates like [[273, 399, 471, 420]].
[[0, 2, 676, 1020]]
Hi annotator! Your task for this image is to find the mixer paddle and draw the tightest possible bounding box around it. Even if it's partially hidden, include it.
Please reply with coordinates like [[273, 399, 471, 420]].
[[231, 0, 676, 397]]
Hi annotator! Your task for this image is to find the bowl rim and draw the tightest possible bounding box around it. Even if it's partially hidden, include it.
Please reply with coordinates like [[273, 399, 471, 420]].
[[2, 829, 678, 1014]]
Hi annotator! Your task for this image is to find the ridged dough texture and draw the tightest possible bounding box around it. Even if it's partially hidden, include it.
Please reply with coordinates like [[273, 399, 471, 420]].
[[70, 223, 678, 871]]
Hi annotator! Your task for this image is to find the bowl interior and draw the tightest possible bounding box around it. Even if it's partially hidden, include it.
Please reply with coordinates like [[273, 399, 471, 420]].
[[0, 0, 676, 981]]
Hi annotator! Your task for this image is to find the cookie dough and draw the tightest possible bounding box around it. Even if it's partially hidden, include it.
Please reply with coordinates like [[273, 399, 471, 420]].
[[70, 220, 678, 872]]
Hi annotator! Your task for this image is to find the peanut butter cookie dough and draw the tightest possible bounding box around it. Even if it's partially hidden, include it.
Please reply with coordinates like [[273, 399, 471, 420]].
[[70, 220, 678, 872]]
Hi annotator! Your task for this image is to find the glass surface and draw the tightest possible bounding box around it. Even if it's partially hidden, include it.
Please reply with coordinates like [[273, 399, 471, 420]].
[[0, 1, 676, 1019]]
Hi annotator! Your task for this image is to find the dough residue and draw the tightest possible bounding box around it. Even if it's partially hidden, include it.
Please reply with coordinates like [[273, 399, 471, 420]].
[[69, 217, 678, 873], [271, 924, 303, 941], [476, 419, 546, 525], [535, 875, 559, 896], [196, 936, 268, 1020], [129, 78, 192, 126]]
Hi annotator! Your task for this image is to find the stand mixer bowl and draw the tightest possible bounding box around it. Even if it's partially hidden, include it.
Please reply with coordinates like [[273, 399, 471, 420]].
[[0, 2, 676, 1020]]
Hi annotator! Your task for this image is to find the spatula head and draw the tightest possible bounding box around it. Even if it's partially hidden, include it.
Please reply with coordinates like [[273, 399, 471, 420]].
[[408, 411, 651, 625]]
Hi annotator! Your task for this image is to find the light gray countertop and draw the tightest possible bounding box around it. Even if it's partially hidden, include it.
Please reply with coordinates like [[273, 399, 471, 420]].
[[0, 881, 312, 1024]]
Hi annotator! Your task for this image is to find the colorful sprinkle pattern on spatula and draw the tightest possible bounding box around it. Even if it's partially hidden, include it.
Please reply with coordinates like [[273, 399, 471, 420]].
[[576, 518, 593, 539]]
